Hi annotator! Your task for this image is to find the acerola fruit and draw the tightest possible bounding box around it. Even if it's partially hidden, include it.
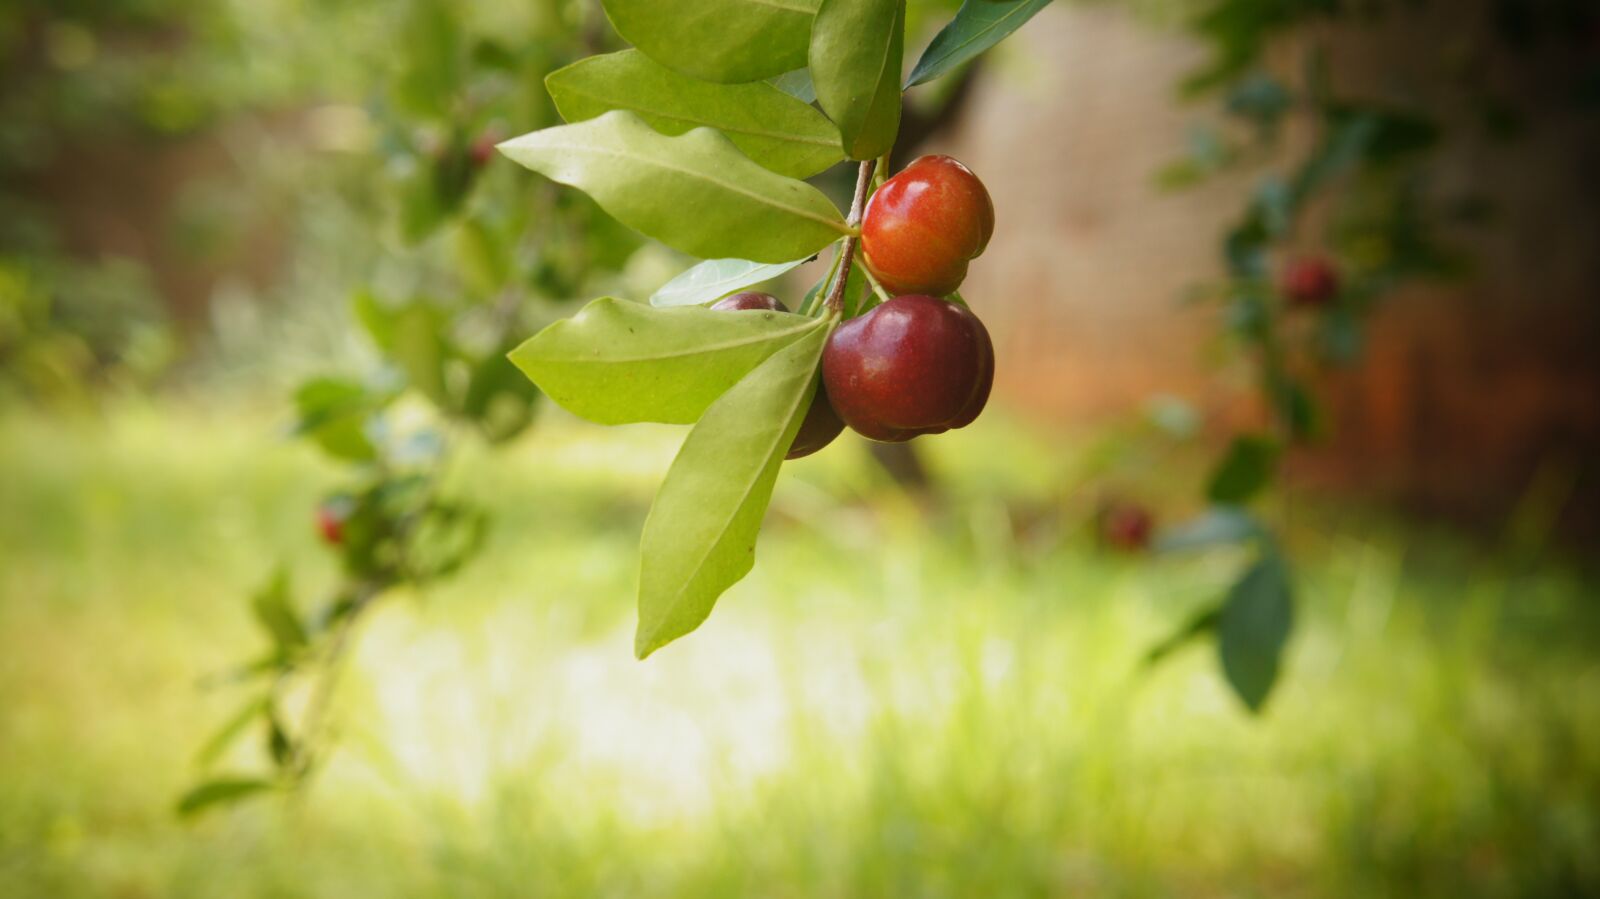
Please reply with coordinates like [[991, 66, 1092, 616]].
[[861, 155, 995, 297], [1100, 501, 1154, 552], [822, 294, 994, 442], [711, 292, 786, 313], [1279, 256, 1340, 308], [468, 127, 503, 169], [316, 503, 345, 546], [711, 292, 844, 458], [785, 385, 845, 460]]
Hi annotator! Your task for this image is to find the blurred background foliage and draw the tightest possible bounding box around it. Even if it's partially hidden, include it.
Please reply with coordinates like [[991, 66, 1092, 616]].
[[2, 0, 1598, 895]]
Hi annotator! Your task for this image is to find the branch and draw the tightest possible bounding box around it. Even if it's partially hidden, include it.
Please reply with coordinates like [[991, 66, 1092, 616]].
[[825, 158, 878, 315], [287, 581, 380, 782]]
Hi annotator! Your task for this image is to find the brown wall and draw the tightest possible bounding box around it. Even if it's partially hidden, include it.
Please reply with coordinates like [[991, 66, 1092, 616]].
[[934, 6, 1232, 421], [933, 4, 1600, 521]]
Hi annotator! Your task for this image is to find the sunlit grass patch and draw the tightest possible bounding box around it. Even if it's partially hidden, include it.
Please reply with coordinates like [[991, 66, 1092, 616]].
[[0, 404, 1597, 897]]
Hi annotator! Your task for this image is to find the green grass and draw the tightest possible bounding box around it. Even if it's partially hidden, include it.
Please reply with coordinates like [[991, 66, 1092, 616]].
[[1, 402, 1597, 898]]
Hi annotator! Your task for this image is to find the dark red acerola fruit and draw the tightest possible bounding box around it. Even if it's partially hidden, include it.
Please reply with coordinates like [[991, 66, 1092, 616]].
[[711, 292, 844, 459], [1279, 256, 1340, 308], [785, 382, 845, 460], [861, 155, 995, 297], [711, 292, 787, 313], [469, 127, 504, 169], [316, 503, 345, 546], [821, 294, 994, 442], [1100, 501, 1154, 552]]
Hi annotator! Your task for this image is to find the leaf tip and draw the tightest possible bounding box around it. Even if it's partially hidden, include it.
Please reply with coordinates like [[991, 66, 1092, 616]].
[[633, 628, 663, 661]]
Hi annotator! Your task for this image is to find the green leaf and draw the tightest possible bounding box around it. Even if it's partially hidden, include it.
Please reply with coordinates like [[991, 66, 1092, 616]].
[[1144, 607, 1221, 666], [455, 219, 512, 296], [391, 304, 453, 410], [905, 0, 1054, 88], [193, 694, 268, 768], [500, 111, 849, 263], [1291, 115, 1377, 203], [394, 0, 464, 118], [547, 51, 844, 180], [1217, 552, 1294, 712], [509, 297, 822, 425], [397, 163, 449, 245], [810, 0, 905, 160], [266, 710, 293, 769], [1154, 158, 1207, 192], [1226, 72, 1292, 133], [408, 500, 490, 582], [291, 377, 381, 463], [799, 265, 831, 315], [841, 262, 873, 317], [395, 135, 479, 245], [251, 570, 307, 655], [635, 322, 830, 658], [461, 348, 540, 445], [600, 0, 822, 84], [197, 655, 282, 688], [797, 255, 867, 316], [175, 778, 277, 819], [769, 68, 818, 104], [650, 257, 814, 308], [1206, 434, 1280, 505], [1270, 378, 1319, 442], [351, 291, 395, 350]]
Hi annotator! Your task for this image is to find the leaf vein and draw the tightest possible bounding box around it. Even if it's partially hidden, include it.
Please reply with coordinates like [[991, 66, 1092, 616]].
[[746, 0, 813, 13], [649, 348, 818, 638], [529, 139, 850, 234], [925, 1, 1046, 72], [561, 87, 838, 148], [539, 319, 818, 364]]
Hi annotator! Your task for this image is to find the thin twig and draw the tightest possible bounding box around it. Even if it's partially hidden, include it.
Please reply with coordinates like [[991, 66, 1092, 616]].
[[802, 243, 846, 317], [290, 582, 380, 782], [825, 159, 878, 315]]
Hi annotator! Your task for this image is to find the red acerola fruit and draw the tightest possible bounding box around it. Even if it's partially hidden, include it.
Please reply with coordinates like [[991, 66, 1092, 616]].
[[711, 292, 787, 313], [712, 292, 844, 458], [821, 294, 994, 442], [861, 155, 995, 297], [316, 503, 345, 546], [1100, 501, 1153, 552], [469, 128, 503, 169], [1279, 256, 1340, 308]]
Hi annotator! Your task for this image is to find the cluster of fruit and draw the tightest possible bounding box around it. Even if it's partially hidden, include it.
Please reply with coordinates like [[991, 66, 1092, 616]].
[[713, 154, 996, 459]]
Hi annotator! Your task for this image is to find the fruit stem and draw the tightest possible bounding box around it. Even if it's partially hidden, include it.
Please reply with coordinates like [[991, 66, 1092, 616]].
[[858, 262, 893, 307], [825, 159, 878, 315], [802, 240, 846, 317]]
